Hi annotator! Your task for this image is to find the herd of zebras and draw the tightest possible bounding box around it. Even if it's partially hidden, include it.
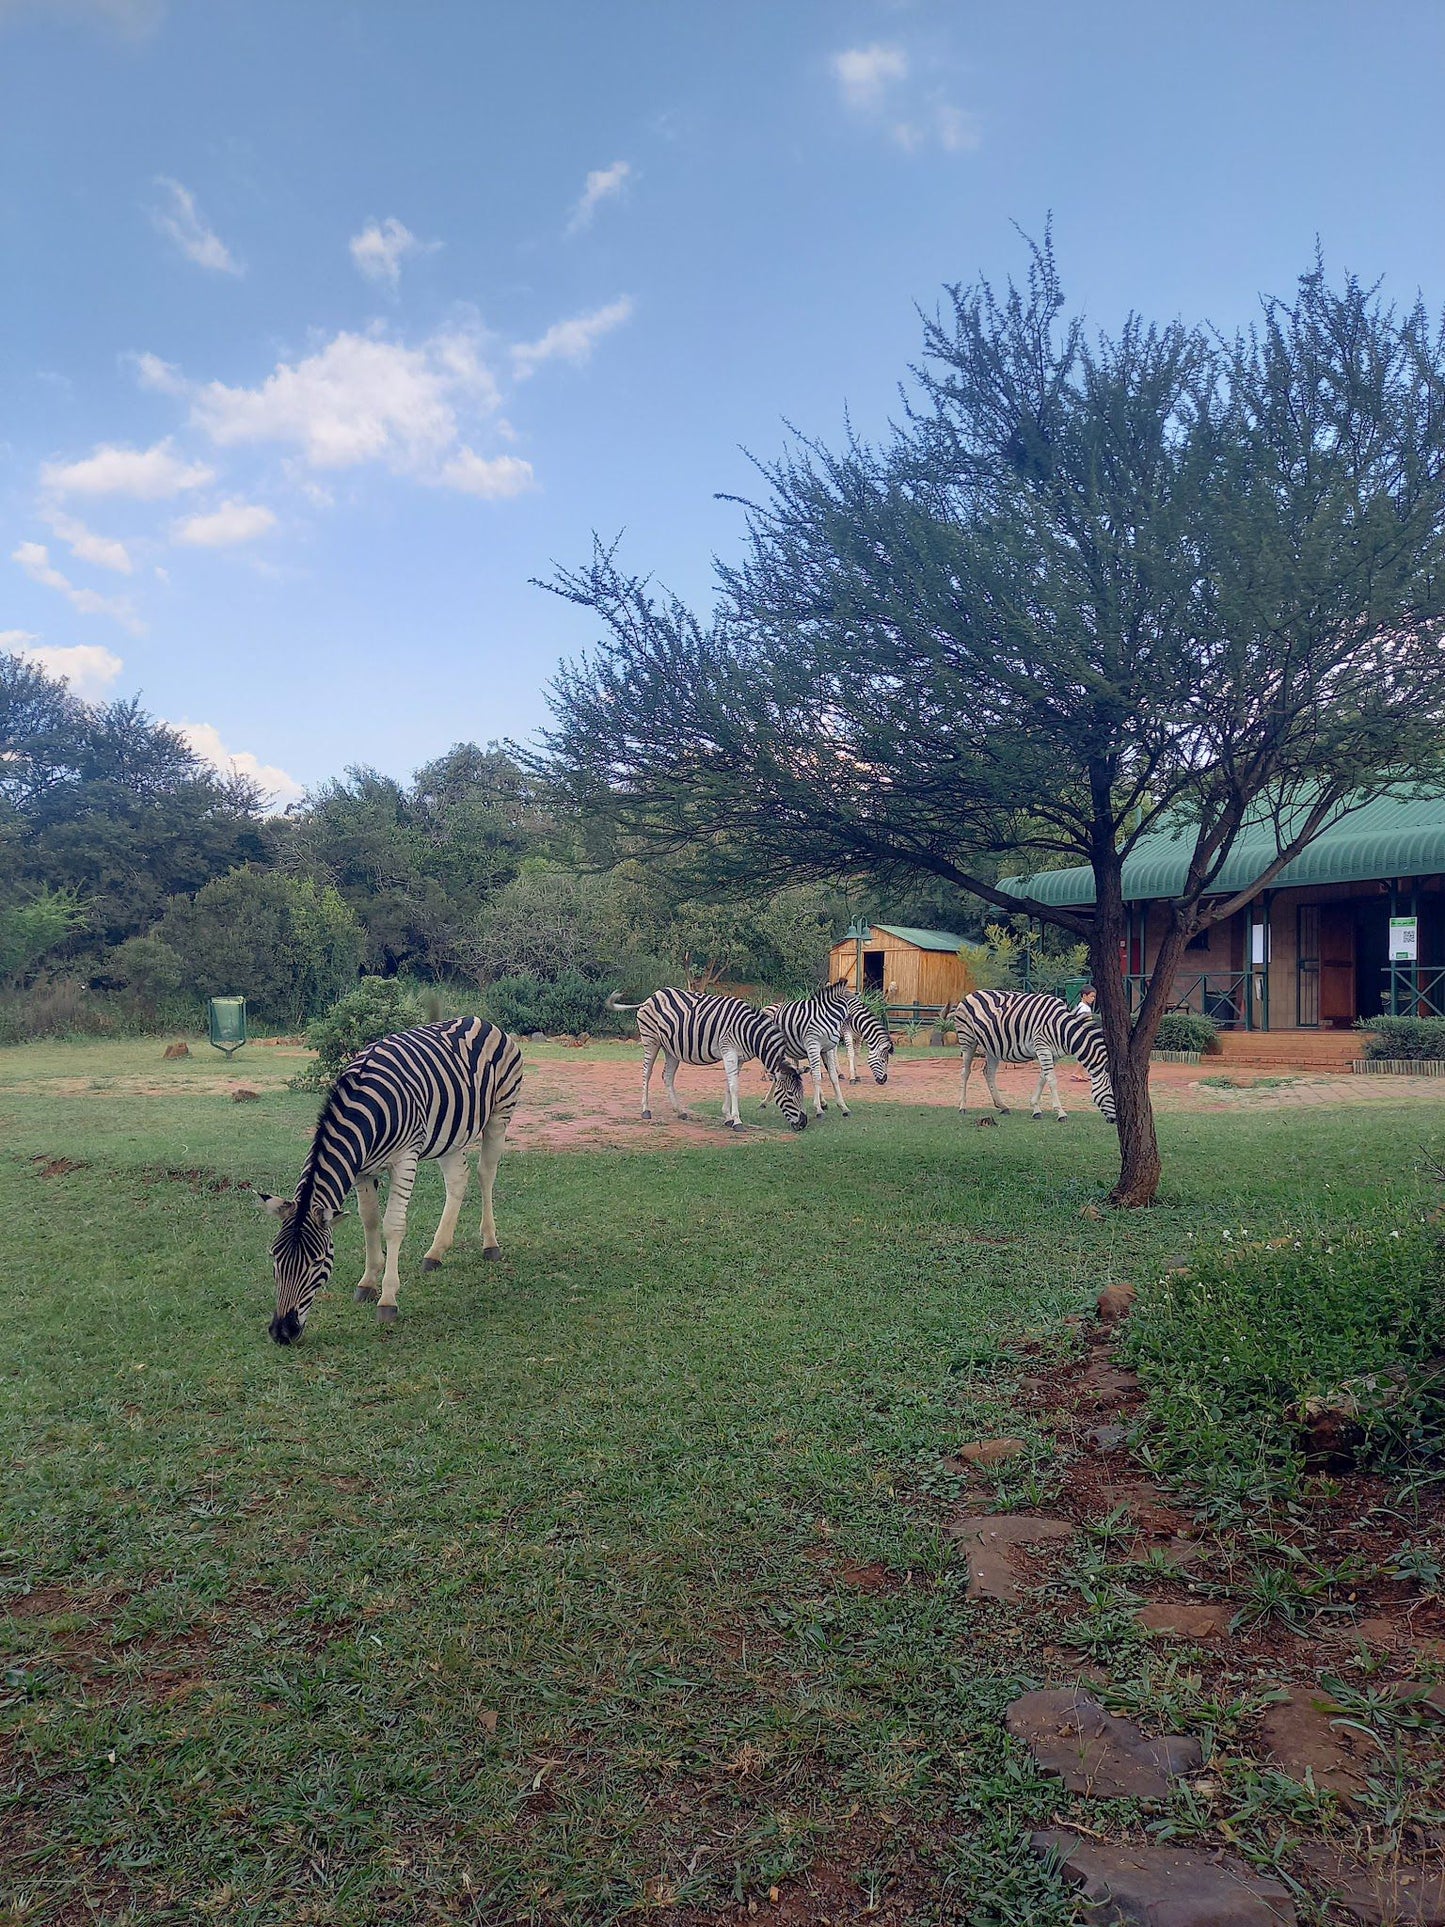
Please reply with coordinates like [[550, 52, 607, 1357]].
[[265, 983, 1114, 1342]]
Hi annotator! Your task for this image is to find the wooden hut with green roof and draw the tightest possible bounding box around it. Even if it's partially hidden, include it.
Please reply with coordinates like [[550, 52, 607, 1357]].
[[827, 924, 973, 1014]]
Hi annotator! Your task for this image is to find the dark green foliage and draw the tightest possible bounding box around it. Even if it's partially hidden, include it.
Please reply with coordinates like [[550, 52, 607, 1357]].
[[1357, 1014, 1445, 1060], [1124, 1226, 1445, 1494], [482, 969, 613, 1036], [0, 888, 84, 984], [1151, 1011, 1220, 1054], [293, 978, 428, 1091], [155, 869, 363, 1027]]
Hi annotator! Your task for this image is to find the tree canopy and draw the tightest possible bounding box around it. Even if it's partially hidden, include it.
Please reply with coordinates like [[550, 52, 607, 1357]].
[[542, 239, 1445, 1203]]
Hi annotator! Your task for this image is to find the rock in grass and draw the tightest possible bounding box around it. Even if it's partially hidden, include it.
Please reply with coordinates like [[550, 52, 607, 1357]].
[[958, 1437, 1026, 1469], [1294, 1843, 1445, 1925], [1097, 1283, 1138, 1324], [1255, 1685, 1371, 1805], [163, 1041, 190, 1059], [1006, 1689, 1202, 1799], [1032, 1829, 1296, 1924], [1137, 1601, 1231, 1639], [231, 1086, 262, 1102], [945, 1514, 1076, 1602]]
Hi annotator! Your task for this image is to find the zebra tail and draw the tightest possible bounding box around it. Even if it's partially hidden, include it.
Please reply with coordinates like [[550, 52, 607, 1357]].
[[605, 990, 645, 1012]]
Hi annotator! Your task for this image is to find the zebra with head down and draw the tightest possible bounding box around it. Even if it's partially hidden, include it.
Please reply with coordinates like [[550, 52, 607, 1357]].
[[763, 980, 892, 1116], [607, 987, 807, 1131], [950, 989, 1116, 1123]]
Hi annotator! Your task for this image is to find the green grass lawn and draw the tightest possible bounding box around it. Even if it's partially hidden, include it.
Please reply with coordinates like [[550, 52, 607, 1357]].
[[2, 1040, 1443, 1925]]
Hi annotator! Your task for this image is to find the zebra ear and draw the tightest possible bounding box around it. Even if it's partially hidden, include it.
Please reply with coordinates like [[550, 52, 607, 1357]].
[[258, 1194, 294, 1221]]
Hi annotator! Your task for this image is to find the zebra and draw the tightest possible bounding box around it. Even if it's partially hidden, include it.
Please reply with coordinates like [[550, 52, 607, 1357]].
[[950, 989, 1116, 1123], [763, 980, 892, 1116], [606, 987, 807, 1131], [260, 1017, 523, 1343]]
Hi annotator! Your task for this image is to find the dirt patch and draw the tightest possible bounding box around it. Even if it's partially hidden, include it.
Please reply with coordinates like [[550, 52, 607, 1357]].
[[32, 1154, 86, 1178]]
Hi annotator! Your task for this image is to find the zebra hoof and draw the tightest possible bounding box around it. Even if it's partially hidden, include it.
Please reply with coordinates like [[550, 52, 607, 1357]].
[[355, 1284, 380, 1303], [421, 1257, 442, 1273], [1056, 1114, 1070, 1123], [482, 1245, 502, 1262], [376, 1303, 398, 1325], [997, 1107, 1011, 1116], [1032, 1110, 1043, 1120], [641, 1108, 652, 1119]]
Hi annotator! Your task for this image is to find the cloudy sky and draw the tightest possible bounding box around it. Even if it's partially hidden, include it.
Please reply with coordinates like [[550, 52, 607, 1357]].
[[4, 0, 1445, 806]]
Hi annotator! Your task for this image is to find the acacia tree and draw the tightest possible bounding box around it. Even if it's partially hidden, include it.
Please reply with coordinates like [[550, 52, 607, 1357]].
[[541, 242, 1445, 1205]]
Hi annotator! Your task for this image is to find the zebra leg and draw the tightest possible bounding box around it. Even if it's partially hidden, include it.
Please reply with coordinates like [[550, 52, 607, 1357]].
[[983, 1053, 1010, 1114], [846, 1029, 860, 1083], [475, 1105, 511, 1259], [663, 1051, 689, 1118], [959, 1040, 975, 1111], [822, 1044, 851, 1116], [354, 1175, 384, 1302], [722, 1048, 743, 1127], [376, 1152, 419, 1324], [807, 1042, 829, 1115], [1044, 1050, 1068, 1120], [421, 1147, 469, 1271], [640, 1039, 660, 1119]]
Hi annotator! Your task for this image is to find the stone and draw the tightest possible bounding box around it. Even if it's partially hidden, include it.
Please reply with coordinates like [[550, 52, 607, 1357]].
[[1255, 1685, 1371, 1804], [1294, 1844, 1445, 1925], [1078, 1362, 1142, 1406], [1099, 1485, 1192, 1538], [958, 1437, 1027, 1469], [1286, 1394, 1365, 1472], [1031, 1829, 1296, 1925], [945, 1514, 1077, 1602], [1007, 1690, 1203, 1800], [231, 1086, 261, 1102], [1084, 1424, 1128, 1453], [976, 1115, 999, 1129], [1127, 1534, 1205, 1571], [1137, 1601, 1232, 1639], [1098, 1283, 1139, 1324], [163, 1041, 190, 1059]]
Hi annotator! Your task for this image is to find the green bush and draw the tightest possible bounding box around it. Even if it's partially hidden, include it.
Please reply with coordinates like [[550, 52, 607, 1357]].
[[1356, 1014, 1445, 1061], [156, 868, 363, 1027], [483, 970, 612, 1037], [1151, 1010, 1220, 1055], [1124, 1223, 1445, 1496], [0, 889, 85, 985], [292, 979, 428, 1092]]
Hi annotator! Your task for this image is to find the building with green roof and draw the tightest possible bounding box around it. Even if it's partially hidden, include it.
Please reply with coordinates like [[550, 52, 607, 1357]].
[[1000, 789, 1445, 1030], [827, 923, 972, 1011]]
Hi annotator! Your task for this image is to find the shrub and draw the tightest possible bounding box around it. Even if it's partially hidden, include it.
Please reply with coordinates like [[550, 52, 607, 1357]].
[[1123, 1223, 1445, 1496], [292, 979, 427, 1092], [0, 889, 85, 985], [156, 869, 363, 1027], [0, 975, 116, 1045], [483, 970, 612, 1037], [109, 935, 185, 1008], [1151, 1010, 1220, 1055], [1356, 1014, 1445, 1061]]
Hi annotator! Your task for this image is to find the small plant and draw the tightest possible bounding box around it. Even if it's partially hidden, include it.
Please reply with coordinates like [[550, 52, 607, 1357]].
[[1151, 1010, 1220, 1055], [290, 978, 427, 1092], [1356, 1014, 1445, 1061]]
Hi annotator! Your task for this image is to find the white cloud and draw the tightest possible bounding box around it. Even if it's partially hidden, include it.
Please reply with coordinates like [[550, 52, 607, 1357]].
[[566, 160, 634, 234], [434, 448, 535, 498], [41, 438, 215, 500], [349, 217, 439, 288], [42, 508, 134, 574], [133, 351, 186, 396], [831, 43, 978, 152], [6, 639, 126, 700], [832, 44, 908, 111], [172, 500, 278, 547], [174, 721, 304, 808], [511, 297, 634, 378], [150, 177, 241, 274], [12, 542, 144, 634], [184, 326, 502, 474]]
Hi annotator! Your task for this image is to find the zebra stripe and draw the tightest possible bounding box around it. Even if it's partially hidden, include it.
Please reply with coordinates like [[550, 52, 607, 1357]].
[[765, 981, 892, 1115], [262, 1017, 523, 1342], [608, 987, 807, 1130], [950, 989, 1116, 1123]]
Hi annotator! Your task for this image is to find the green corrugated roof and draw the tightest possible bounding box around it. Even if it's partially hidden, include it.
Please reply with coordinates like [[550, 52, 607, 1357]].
[[1001, 789, 1445, 907], [870, 924, 968, 952]]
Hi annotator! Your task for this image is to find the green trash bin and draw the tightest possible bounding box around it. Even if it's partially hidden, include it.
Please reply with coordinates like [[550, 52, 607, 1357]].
[[208, 996, 248, 1058], [1061, 976, 1089, 1009]]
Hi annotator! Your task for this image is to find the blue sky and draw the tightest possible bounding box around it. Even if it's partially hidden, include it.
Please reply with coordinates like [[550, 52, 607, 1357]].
[[4, 0, 1445, 806]]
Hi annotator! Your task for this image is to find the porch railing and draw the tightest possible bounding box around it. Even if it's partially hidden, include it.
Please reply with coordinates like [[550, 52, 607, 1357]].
[[1382, 964, 1445, 1019], [1125, 970, 1255, 1028]]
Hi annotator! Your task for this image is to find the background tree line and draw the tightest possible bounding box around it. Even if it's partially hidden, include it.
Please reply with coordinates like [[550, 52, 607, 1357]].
[[0, 648, 1001, 1041]]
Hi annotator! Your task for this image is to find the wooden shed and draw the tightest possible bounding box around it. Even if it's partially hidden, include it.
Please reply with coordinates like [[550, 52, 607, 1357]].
[[827, 924, 973, 1014]]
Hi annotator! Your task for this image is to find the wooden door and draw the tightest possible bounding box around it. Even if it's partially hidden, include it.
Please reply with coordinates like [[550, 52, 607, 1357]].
[[1319, 905, 1356, 1025]]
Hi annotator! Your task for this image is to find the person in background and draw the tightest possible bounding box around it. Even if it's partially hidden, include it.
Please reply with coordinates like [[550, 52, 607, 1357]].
[[1073, 985, 1097, 1019]]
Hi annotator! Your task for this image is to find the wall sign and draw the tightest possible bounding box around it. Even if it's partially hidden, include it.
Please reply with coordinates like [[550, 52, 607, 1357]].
[[1390, 916, 1419, 963]]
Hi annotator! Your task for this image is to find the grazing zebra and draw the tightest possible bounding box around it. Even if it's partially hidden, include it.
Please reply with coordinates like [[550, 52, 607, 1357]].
[[950, 989, 1116, 1123], [260, 1018, 523, 1343], [764, 980, 892, 1116], [607, 987, 807, 1130]]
